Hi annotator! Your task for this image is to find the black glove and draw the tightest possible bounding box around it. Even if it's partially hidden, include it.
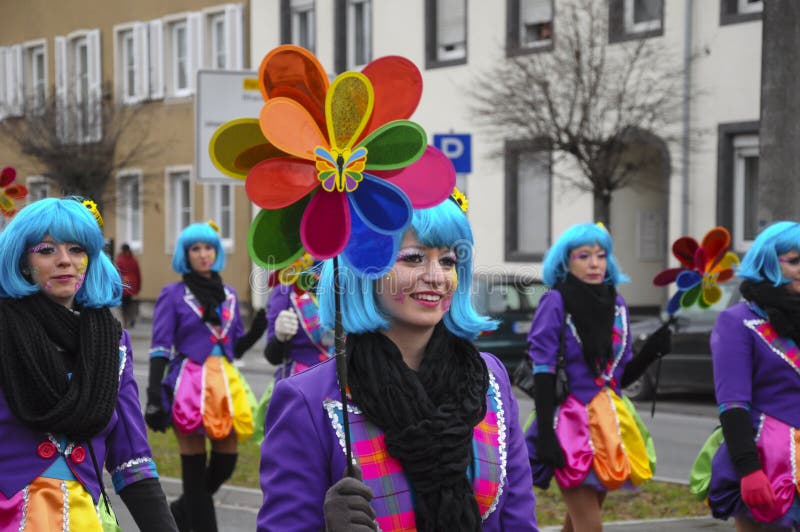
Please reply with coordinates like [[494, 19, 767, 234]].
[[118, 478, 178, 531], [533, 372, 565, 469], [639, 322, 673, 360], [234, 308, 268, 358], [145, 357, 170, 432], [324, 464, 377, 532]]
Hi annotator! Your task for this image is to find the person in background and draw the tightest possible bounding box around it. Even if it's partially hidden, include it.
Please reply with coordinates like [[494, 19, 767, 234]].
[[258, 197, 538, 532], [115, 242, 141, 329], [526, 222, 671, 532], [0, 197, 177, 530], [694, 221, 800, 530], [145, 221, 265, 532]]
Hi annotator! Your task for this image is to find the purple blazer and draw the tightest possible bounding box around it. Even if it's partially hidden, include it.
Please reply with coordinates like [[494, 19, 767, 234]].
[[150, 281, 245, 362], [0, 330, 158, 503], [527, 289, 633, 404], [713, 301, 800, 427], [257, 352, 538, 532]]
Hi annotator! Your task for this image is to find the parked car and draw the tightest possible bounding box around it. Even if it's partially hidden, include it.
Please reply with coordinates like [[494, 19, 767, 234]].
[[623, 279, 742, 401], [471, 273, 546, 380]]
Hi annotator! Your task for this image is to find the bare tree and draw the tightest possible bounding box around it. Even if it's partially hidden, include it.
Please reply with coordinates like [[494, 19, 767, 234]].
[[469, 0, 689, 226], [0, 86, 160, 211]]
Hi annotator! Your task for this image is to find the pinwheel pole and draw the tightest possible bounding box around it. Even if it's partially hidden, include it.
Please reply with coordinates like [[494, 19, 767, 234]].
[[332, 256, 355, 476]]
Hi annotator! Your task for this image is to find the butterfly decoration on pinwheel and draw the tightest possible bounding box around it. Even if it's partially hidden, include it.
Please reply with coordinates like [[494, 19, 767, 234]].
[[209, 45, 455, 277], [653, 227, 740, 315], [0, 166, 28, 218], [266, 252, 320, 295]]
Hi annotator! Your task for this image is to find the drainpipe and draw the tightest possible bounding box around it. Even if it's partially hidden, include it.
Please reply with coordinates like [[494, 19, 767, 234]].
[[681, 0, 693, 236]]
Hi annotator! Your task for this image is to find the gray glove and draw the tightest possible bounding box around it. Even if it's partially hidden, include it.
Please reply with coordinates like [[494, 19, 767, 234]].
[[324, 464, 377, 532]]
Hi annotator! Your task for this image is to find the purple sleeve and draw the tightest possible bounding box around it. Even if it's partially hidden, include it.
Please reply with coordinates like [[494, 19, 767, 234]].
[[106, 331, 158, 492], [229, 285, 245, 345], [485, 354, 539, 530], [257, 377, 330, 532], [527, 290, 562, 374], [613, 297, 634, 386], [150, 285, 176, 359], [265, 285, 291, 343], [712, 307, 754, 405]]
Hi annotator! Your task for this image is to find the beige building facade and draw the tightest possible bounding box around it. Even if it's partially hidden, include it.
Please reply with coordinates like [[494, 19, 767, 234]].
[[0, 0, 259, 311]]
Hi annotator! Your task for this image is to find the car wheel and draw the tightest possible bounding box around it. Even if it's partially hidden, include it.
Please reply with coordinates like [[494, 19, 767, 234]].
[[623, 375, 654, 402]]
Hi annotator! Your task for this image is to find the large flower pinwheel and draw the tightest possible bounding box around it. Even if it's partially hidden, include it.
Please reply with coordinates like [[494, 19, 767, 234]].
[[210, 45, 455, 277], [0, 166, 28, 218], [267, 252, 319, 295], [653, 227, 740, 314]]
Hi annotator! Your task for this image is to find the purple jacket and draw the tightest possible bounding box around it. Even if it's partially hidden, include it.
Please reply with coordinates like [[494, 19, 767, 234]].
[[257, 352, 538, 532], [0, 330, 158, 502], [712, 301, 800, 428], [150, 281, 244, 361], [527, 289, 633, 404]]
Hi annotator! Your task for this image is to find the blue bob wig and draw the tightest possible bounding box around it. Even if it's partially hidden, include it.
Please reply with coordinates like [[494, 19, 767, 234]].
[[172, 222, 225, 274], [541, 223, 629, 288], [0, 197, 121, 307], [737, 221, 800, 286], [318, 199, 497, 340]]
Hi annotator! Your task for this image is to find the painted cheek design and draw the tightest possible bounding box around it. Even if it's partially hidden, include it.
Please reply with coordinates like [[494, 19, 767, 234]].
[[450, 270, 458, 290], [441, 295, 453, 312], [74, 273, 86, 291], [44, 281, 52, 291], [392, 294, 406, 303]]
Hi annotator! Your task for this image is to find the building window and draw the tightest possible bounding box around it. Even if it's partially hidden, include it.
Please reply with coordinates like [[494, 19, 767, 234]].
[[609, 0, 663, 43], [167, 168, 193, 249], [508, 0, 553, 55], [505, 140, 551, 261], [26, 176, 49, 203], [282, 0, 316, 52], [172, 21, 190, 95], [55, 30, 102, 142], [426, 0, 468, 68], [720, 0, 763, 25], [732, 135, 759, 251], [116, 170, 143, 252], [206, 183, 234, 249], [0, 45, 24, 119], [347, 0, 372, 68], [22, 41, 47, 112], [210, 13, 226, 69]]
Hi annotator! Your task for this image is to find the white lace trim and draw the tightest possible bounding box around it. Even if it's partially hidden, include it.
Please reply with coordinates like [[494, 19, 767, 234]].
[[481, 371, 508, 521], [112, 456, 154, 474], [19, 485, 29, 532], [60, 481, 69, 531]]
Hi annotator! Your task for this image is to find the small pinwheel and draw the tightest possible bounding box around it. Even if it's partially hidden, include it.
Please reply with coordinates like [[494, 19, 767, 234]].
[[267, 252, 319, 295], [0, 166, 28, 218], [210, 45, 455, 277], [653, 227, 740, 315]]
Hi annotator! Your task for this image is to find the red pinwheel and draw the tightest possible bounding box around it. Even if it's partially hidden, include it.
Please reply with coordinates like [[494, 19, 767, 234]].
[[210, 45, 455, 277], [653, 227, 740, 315], [0, 166, 28, 218]]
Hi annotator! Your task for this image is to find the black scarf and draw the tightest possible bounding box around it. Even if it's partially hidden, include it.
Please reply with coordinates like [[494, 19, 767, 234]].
[[556, 273, 617, 376], [183, 271, 226, 325], [0, 293, 121, 441], [347, 323, 489, 532], [740, 280, 800, 346]]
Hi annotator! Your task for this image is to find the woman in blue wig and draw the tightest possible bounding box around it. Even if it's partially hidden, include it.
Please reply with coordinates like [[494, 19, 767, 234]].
[[525, 222, 671, 531], [0, 197, 176, 530], [258, 195, 538, 532], [146, 221, 265, 532], [691, 221, 800, 530]]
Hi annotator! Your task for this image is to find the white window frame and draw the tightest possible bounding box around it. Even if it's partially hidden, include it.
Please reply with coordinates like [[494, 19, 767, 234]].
[[205, 183, 235, 250], [56, 29, 102, 143], [436, 0, 467, 61], [26, 175, 50, 203], [148, 19, 165, 99], [519, 0, 553, 49], [114, 23, 149, 105], [209, 12, 227, 69], [202, 4, 244, 70], [116, 169, 144, 253], [623, 0, 661, 34], [165, 165, 194, 251], [347, 0, 372, 68], [0, 45, 24, 118], [22, 40, 47, 112], [291, 0, 316, 52], [170, 18, 192, 97], [732, 134, 759, 252], [738, 0, 763, 14]]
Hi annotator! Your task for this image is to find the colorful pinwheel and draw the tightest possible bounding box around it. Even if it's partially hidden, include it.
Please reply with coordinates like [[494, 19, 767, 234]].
[[266, 252, 320, 295], [0, 166, 28, 218], [653, 227, 740, 315], [210, 45, 455, 277]]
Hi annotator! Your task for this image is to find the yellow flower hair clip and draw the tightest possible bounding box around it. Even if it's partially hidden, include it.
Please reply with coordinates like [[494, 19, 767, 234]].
[[208, 219, 220, 233], [82, 199, 104, 228], [450, 187, 468, 214]]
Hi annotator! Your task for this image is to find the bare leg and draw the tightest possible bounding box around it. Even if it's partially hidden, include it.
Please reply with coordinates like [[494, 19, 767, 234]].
[[560, 485, 603, 532]]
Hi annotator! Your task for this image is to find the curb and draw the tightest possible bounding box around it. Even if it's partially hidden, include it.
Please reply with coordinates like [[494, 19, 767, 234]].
[[159, 476, 263, 510]]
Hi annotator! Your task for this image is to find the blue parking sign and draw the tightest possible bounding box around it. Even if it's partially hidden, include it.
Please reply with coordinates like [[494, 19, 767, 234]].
[[433, 134, 471, 173]]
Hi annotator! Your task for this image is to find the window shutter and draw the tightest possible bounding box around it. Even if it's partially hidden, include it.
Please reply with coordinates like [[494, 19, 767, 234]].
[[225, 4, 244, 69], [87, 29, 102, 141], [148, 19, 164, 99], [54, 36, 68, 140], [0, 47, 7, 120], [132, 23, 148, 102], [11, 45, 23, 115], [187, 12, 203, 92]]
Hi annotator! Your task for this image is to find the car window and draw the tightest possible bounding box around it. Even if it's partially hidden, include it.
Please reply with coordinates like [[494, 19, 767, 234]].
[[472, 278, 546, 314]]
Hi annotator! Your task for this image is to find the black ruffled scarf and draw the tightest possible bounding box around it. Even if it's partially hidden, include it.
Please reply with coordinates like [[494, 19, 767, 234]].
[[347, 323, 489, 532], [556, 273, 617, 376], [183, 271, 226, 325], [0, 293, 121, 441], [740, 280, 800, 346]]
